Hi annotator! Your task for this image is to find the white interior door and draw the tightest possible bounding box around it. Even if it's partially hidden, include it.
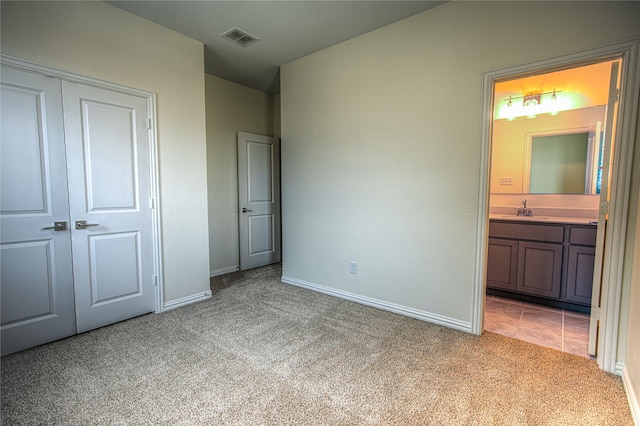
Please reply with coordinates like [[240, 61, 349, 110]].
[[589, 60, 620, 356], [0, 67, 76, 355], [237, 132, 281, 271], [62, 81, 155, 333]]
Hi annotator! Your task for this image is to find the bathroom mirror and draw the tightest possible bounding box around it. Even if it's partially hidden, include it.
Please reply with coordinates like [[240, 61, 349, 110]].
[[490, 106, 605, 195], [527, 132, 599, 194]]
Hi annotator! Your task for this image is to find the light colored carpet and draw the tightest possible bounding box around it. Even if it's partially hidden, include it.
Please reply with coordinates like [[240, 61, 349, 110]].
[[1, 264, 633, 425]]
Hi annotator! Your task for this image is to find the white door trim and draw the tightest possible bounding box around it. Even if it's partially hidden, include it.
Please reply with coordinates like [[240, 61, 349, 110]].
[[0, 54, 165, 314], [473, 39, 640, 374]]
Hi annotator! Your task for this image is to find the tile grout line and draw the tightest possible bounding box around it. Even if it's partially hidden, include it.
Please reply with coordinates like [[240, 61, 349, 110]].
[[486, 296, 591, 357]]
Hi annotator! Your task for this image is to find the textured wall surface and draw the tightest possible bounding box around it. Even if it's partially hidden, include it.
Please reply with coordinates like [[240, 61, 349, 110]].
[[281, 1, 639, 325], [205, 74, 273, 275]]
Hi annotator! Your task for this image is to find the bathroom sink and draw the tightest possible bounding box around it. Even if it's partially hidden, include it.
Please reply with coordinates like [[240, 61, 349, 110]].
[[492, 215, 596, 224], [497, 215, 548, 220]]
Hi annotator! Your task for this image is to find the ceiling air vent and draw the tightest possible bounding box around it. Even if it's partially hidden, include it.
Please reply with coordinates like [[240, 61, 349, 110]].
[[221, 27, 260, 48]]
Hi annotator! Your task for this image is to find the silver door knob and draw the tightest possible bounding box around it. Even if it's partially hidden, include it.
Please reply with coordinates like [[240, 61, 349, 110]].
[[75, 220, 99, 229], [242, 208, 253, 213], [42, 221, 67, 231]]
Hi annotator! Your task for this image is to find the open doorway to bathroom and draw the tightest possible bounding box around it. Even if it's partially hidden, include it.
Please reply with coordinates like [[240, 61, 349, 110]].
[[484, 58, 622, 359]]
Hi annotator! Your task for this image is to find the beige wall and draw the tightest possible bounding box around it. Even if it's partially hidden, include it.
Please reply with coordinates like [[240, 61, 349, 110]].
[[1, 1, 210, 304], [280, 0, 640, 390], [274, 94, 282, 136], [625, 182, 640, 421], [622, 92, 640, 421], [205, 74, 273, 275], [491, 107, 606, 194]]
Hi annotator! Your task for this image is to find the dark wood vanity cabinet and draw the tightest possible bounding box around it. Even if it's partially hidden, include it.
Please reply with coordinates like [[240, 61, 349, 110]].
[[486, 238, 518, 291], [487, 220, 597, 310], [565, 227, 598, 305], [517, 241, 563, 299]]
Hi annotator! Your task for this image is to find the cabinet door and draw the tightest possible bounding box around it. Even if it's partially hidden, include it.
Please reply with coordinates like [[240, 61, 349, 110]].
[[566, 245, 595, 305], [486, 238, 518, 291], [517, 241, 562, 299]]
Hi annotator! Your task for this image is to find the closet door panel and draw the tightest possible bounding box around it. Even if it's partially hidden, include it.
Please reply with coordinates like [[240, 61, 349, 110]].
[[0, 67, 76, 356], [62, 81, 155, 333]]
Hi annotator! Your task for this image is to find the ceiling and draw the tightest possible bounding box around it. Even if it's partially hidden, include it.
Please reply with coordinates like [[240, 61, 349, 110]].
[[107, 1, 445, 94]]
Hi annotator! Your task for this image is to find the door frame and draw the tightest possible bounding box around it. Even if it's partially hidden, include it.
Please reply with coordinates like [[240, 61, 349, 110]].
[[1, 55, 165, 314], [472, 39, 640, 374]]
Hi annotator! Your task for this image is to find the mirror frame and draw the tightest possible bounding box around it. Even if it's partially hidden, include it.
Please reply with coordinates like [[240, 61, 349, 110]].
[[523, 124, 601, 194]]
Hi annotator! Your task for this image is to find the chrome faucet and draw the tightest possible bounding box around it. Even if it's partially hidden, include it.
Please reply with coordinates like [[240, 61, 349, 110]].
[[517, 199, 534, 217]]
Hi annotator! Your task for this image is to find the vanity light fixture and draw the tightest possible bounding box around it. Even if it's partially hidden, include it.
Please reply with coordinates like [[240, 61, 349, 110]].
[[503, 89, 562, 119], [505, 96, 516, 120], [549, 89, 560, 115], [505, 89, 561, 106], [523, 92, 541, 107]]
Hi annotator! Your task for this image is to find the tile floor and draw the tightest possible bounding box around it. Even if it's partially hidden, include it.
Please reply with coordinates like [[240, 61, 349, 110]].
[[484, 294, 592, 358]]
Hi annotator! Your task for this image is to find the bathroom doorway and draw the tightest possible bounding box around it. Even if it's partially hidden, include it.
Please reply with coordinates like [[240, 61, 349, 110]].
[[485, 59, 619, 358], [476, 41, 640, 372]]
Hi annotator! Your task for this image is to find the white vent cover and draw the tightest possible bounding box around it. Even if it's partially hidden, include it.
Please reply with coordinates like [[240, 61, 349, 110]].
[[221, 27, 260, 47]]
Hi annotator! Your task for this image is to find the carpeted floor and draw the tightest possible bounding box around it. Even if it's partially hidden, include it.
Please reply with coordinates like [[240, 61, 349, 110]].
[[1, 264, 633, 425]]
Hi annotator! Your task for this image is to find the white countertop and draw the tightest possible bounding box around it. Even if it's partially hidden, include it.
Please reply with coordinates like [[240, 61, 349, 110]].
[[489, 214, 598, 225]]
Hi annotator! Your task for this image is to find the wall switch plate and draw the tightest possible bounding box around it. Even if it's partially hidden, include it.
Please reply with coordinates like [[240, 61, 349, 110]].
[[500, 177, 513, 185], [350, 261, 357, 274]]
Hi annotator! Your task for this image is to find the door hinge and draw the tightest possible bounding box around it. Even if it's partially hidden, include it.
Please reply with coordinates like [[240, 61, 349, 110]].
[[153, 275, 158, 287], [149, 197, 155, 209], [147, 118, 152, 130], [610, 88, 619, 104]]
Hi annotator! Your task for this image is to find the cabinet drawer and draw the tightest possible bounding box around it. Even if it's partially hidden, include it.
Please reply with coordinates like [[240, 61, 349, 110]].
[[489, 221, 564, 243], [569, 226, 597, 246]]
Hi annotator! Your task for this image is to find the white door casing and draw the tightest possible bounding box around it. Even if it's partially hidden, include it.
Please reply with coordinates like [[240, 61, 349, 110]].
[[237, 132, 281, 271], [0, 67, 77, 355], [62, 81, 156, 333]]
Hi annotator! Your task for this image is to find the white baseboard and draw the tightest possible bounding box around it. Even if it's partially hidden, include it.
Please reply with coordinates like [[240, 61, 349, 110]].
[[622, 366, 640, 426], [210, 265, 239, 277], [281, 275, 472, 333], [163, 290, 212, 311]]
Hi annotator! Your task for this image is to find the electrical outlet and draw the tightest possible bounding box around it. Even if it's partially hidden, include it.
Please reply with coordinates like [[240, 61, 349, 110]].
[[349, 261, 357, 274], [500, 177, 513, 185]]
